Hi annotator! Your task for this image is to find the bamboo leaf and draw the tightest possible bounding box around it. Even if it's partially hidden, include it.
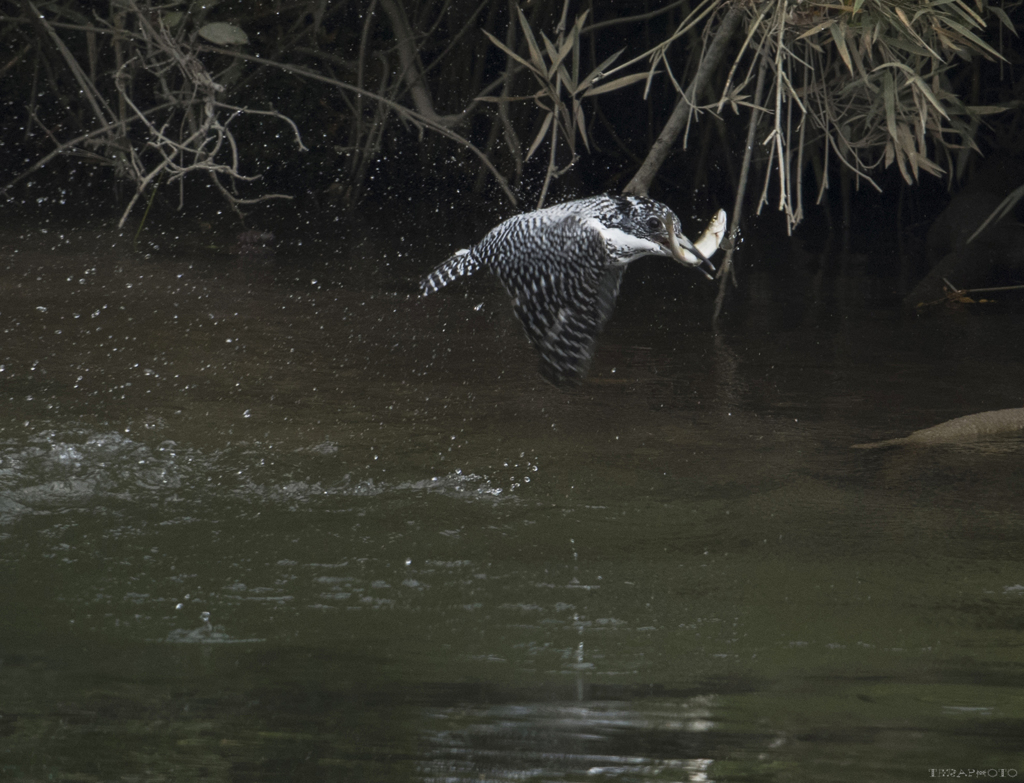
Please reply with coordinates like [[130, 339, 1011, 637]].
[[556, 62, 574, 93], [907, 72, 950, 119], [892, 5, 942, 59], [898, 123, 919, 179], [895, 144, 911, 183], [552, 107, 574, 158], [582, 71, 650, 97], [990, 5, 1018, 35], [541, 32, 560, 77], [556, 98, 573, 133], [930, 24, 957, 53], [197, 22, 248, 46], [483, 30, 542, 77], [796, 19, 836, 40], [967, 184, 1024, 242], [829, 21, 855, 75], [893, 6, 913, 33], [571, 24, 580, 86], [967, 104, 1013, 115], [876, 31, 932, 57], [941, 17, 1005, 59], [525, 112, 553, 161], [872, 61, 950, 119], [951, 0, 985, 27], [516, 6, 547, 73], [915, 154, 944, 177], [573, 99, 589, 151], [847, 29, 870, 82], [476, 95, 539, 103], [555, 31, 575, 72], [577, 49, 624, 94], [882, 70, 899, 143]]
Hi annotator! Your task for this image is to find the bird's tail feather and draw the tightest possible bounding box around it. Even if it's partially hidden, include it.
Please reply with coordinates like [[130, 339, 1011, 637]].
[[420, 249, 482, 296]]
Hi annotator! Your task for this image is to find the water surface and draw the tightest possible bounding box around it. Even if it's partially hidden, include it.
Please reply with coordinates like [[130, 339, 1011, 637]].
[[1, 221, 1022, 781]]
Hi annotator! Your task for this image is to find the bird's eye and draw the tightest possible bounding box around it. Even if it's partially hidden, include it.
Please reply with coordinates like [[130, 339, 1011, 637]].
[[646, 216, 661, 231]]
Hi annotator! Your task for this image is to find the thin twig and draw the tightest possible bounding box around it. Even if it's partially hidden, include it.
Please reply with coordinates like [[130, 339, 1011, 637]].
[[713, 49, 769, 326], [583, 0, 690, 34], [624, 1, 745, 197], [200, 44, 518, 205]]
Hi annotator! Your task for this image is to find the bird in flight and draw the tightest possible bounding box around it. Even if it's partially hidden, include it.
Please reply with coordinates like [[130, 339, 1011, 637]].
[[421, 194, 727, 384]]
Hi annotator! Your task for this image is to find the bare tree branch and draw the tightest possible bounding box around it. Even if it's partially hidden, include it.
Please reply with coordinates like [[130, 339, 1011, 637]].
[[197, 44, 518, 205], [624, 1, 744, 197]]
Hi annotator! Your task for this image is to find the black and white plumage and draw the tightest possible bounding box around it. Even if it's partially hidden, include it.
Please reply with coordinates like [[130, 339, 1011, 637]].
[[421, 194, 727, 385]]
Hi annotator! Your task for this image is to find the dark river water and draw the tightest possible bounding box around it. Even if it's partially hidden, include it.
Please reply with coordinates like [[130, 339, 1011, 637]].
[[1, 218, 1022, 782]]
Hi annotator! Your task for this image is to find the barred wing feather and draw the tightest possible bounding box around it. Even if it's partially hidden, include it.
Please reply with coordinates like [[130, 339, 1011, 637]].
[[493, 216, 623, 384]]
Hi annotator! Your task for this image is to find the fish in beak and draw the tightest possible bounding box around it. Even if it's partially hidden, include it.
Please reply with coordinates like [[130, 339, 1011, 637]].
[[660, 209, 728, 281]]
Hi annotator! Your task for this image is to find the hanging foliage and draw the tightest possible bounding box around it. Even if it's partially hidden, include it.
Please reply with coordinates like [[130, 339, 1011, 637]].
[[0, 0, 1017, 227]]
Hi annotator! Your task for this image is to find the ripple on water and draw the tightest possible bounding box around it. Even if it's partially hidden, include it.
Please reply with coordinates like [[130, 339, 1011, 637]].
[[0, 428, 517, 524]]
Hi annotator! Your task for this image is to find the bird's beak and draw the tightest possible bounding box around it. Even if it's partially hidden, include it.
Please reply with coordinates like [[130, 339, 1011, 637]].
[[660, 209, 728, 281], [660, 216, 715, 280]]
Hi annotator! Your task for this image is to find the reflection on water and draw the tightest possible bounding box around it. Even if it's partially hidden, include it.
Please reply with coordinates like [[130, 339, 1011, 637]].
[[1, 222, 1023, 781]]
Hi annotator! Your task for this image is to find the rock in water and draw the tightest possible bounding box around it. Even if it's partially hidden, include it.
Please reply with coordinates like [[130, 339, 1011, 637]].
[[852, 408, 1024, 449]]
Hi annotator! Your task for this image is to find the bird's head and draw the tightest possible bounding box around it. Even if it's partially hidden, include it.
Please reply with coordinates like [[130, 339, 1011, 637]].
[[595, 196, 716, 279]]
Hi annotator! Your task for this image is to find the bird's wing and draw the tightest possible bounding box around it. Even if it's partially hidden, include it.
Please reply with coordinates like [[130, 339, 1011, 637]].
[[492, 214, 623, 385]]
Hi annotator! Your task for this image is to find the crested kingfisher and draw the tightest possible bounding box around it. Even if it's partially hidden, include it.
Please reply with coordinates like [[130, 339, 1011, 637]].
[[421, 194, 727, 385]]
